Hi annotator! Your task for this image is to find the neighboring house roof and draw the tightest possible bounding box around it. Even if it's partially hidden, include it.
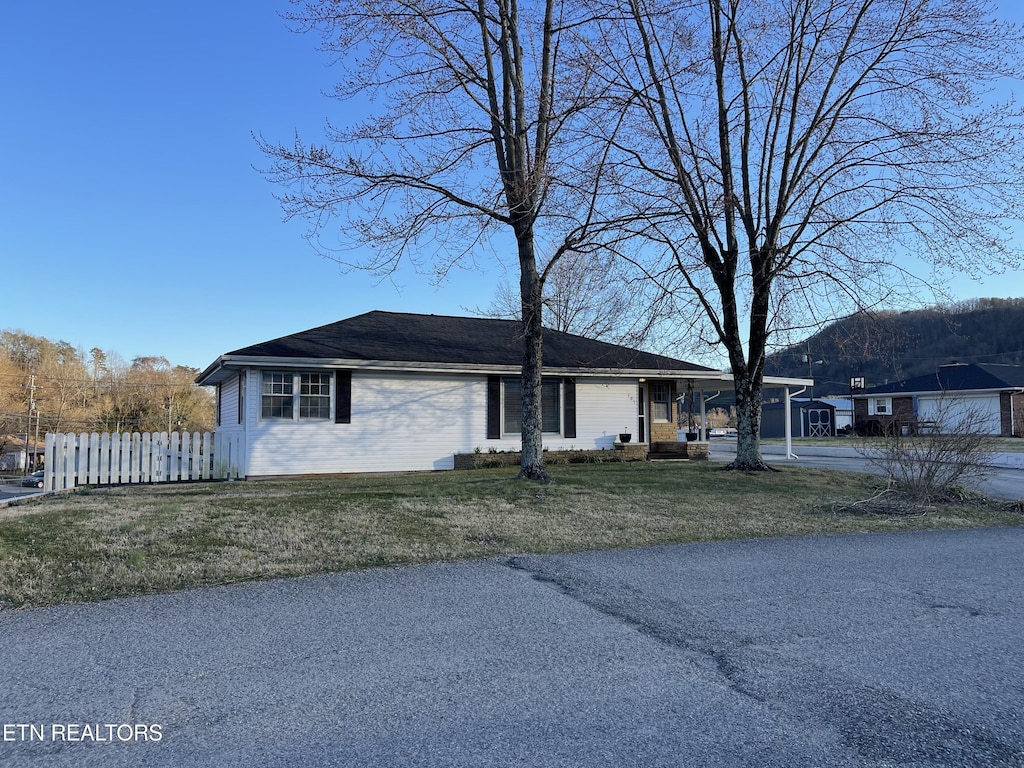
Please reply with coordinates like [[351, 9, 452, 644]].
[[812, 398, 853, 411], [858, 363, 1024, 396], [0, 435, 44, 454], [197, 311, 718, 385]]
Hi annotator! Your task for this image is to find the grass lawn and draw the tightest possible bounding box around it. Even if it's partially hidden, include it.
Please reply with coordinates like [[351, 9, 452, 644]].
[[1, 462, 1020, 609]]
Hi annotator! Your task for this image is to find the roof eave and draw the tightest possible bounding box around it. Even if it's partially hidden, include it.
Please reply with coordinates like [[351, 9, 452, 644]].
[[197, 356, 814, 390], [854, 386, 1023, 397], [198, 355, 729, 380], [760, 376, 816, 388], [195, 357, 228, 386]]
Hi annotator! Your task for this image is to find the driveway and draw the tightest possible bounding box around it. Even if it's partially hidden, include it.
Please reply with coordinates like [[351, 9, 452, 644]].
[[1, 528, 1022, 767]]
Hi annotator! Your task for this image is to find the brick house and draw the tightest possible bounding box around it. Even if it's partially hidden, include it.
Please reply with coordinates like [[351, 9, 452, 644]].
[[852, 363, 1024, 436]]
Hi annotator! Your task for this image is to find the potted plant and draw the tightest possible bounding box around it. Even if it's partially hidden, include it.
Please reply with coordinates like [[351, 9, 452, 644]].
[[618, 429, 632, 443]]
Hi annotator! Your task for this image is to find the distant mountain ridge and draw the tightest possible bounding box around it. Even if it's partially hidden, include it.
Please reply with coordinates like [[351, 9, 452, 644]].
[[765, 298, 1024, 396]]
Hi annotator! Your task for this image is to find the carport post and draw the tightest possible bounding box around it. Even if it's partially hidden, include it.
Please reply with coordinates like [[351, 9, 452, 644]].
[[784, 386, 797, 459]]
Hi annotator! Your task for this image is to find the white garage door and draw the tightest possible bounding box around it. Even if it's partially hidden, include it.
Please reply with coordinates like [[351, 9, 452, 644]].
[[917, 394, 1001, 435]]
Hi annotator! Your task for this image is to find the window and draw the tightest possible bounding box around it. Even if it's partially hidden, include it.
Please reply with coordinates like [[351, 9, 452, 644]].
[[503, 378, 561, 434], [262, 371, 331, 420], [868, 397, 892, 416], [262, 372, 294, 419], [651, 383, 671, 422], [300, 373, 331, 419]]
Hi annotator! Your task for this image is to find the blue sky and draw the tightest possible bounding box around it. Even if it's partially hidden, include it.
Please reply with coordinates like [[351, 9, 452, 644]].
[[3, 1, 1023, 373]]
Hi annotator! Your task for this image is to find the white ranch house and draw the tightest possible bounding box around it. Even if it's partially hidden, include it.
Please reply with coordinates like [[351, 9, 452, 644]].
[[196, 312, 810, 476]]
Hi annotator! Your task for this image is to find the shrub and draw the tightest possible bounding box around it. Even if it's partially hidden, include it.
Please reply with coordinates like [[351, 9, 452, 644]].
[[858, 394, 994, 502]]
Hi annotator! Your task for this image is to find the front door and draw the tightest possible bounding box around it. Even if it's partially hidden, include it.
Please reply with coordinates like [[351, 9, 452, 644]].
[[638, 384, 646, 443]]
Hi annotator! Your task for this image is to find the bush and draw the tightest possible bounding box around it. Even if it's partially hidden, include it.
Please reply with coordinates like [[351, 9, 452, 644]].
[[858, 395, 994, 501]]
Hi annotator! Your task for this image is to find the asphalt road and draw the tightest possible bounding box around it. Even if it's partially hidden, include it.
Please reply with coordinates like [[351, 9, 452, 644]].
[[709, 442, 1024, 501], [0, 483, 40, 504], [1, 528, 1023, 767]]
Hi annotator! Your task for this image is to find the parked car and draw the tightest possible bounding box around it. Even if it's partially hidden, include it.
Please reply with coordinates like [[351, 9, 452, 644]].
[[21, 470, 44, 488]]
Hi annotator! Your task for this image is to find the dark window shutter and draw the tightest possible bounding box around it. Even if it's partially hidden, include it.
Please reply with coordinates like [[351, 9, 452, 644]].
[[237, 373, 245, 425], [335, 370, 352, 424], [487, 376, 501, 439], [563, 377, 576, 438]]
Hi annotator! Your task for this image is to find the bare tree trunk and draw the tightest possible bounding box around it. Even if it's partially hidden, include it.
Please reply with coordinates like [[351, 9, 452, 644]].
[[519, 244, 548, 481], [730, 373, 765, 470], [730, 258, 772, 470]]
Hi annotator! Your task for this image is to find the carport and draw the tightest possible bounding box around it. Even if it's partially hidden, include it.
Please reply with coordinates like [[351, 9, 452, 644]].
[[678, 373, 814, 459]]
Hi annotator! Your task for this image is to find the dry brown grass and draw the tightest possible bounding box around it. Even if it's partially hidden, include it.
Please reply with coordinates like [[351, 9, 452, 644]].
[[1, 462, 1020, 608]]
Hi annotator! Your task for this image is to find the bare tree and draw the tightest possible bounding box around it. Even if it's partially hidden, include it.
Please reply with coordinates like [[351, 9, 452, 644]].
[[0, 333, 214, 437], [37, 344, 91, 435], [0, 332, 91, 436], [0, 348, 24, 466], [476, 248, 675, 347], [259, 0, 614, 481], [589, 0, 1024, 469], [93, 356, 214, 435]]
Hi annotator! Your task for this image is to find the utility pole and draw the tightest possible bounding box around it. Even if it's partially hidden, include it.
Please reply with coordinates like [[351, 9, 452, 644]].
[[802, 343, 823, 400], [23, 375, 37, 471], [33, 406, 41, 470]]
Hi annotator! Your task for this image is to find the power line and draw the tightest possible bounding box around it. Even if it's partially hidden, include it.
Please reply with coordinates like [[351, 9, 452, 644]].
[[0, 373, 207, 391]]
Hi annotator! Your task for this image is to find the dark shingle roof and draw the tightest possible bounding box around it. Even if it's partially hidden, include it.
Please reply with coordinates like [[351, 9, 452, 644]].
[[221, 311, 712, 372], [863, 363, 1024, 395]]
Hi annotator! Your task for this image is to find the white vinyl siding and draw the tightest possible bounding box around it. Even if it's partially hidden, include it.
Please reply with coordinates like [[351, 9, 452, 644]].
[[219, 375, 240, 427], [247, 371, 476, 475], [213, 372, 248, 476], [239, 372, 645, 476]]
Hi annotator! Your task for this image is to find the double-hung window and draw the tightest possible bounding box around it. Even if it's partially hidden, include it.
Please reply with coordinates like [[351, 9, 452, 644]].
[[299, 373, 331, 419], [650, 383, 671, 422], [867, 397, 892, 416], [262, 372, 293, 419], [503, 378, 561, 434], [262, 371, 332, 421]]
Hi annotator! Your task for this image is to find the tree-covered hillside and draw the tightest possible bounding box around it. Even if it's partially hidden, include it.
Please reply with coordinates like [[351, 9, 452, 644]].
[[765, 298, 1024, 396], [0, 331, 215, 451]]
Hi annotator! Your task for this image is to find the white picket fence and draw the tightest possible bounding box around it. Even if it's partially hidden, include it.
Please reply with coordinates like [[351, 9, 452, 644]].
[[43, 431, 244, 491]]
